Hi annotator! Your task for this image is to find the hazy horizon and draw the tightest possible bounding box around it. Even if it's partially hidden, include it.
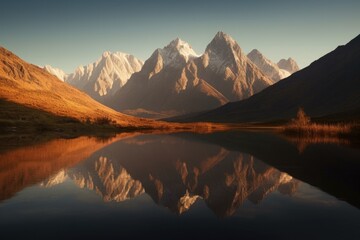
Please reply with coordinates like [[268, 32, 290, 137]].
[[1, 0, 359, 72]]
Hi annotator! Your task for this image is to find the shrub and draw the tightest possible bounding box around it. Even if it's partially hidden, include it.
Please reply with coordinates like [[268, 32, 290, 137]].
[[291, 107, 310, 127], [94, 117, 113, 125], [284, 108, 351, 137]]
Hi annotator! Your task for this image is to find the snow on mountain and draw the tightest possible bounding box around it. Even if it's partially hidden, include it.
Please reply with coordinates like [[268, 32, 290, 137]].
[[277, 58, 300, 74], [247, 49, 291, 82], [110, 32, 274, 117], [202, 31, 244, 74], [185, 31, 274, 101], [180, 34, 360, 123], [43, 65, 68, 81], [110, 38, 228, 116], [158, 38, 199, 68], [65, 51, 143, 102]]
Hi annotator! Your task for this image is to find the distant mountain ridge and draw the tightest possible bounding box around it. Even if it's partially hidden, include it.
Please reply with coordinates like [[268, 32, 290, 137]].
[[171, 34, 360, 123], [247, 49, 298, 82], [43, 32, 299, 118], [44, 51, 143, 103], [109, 32, 297, 118]]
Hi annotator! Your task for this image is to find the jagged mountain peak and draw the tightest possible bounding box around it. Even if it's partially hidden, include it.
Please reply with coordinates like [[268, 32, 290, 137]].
[[247, 49, 267, 62], [102, 51, 112, 58], [155, 38, 198, 67], [43, 65, 68, 82], [277, 57, 300, 73], [63, 51, 143, 101], [168, 37, 187, 48], [206, 31, 239, 52], [205, 31, 244, 61], [248, 49, 263, 58], [98, 51, 140, 64], [201, 31, 246, 78], [213, 31, 234, 42], [247, 49, 291, 82]]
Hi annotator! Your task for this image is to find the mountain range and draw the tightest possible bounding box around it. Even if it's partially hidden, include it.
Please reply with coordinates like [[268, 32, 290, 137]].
[[172, 34, 360, 123], [247, 49, 299, 82], [3, 31, 357, 125], [44, 51, 143, 103], [0, 47, 156, 129], [44, 32, 299, 118]]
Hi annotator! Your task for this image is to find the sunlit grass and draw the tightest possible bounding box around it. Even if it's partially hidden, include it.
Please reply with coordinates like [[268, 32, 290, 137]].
[[283, 108, 352, 137]]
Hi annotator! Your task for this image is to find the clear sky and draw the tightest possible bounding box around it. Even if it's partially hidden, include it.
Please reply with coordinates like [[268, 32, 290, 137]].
[[0, 0, 359, 73]]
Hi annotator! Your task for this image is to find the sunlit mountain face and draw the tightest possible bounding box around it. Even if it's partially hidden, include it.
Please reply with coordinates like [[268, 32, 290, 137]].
[[174, 34, 360, 123], [108, 32, 284, 118]]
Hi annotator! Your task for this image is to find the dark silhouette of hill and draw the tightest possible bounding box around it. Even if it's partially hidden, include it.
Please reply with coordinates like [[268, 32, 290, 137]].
[[172, 34, 360, 123]]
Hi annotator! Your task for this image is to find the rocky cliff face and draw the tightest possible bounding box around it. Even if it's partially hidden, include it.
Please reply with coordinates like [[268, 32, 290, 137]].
[[178, 34, 360, 123], [247, 49, 294, 82], [44, 51, 143, 104], [277, 58, 300, 74], [66, 52, 143, 102], [110, 32, 273, 117]]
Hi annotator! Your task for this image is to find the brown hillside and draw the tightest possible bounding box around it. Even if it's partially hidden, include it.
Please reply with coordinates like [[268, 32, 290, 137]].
[[0, 47, 154, 128]]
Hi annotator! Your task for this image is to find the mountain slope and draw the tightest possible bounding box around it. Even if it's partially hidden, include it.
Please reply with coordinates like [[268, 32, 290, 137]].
[[110, 38, 228, 116], [43, 65, 67, 81], [110, 32, 273, 117], [66, 51, 143, 102], [185, 32, 273, 101], [174, 34, 360, 123], [277, 58, 299, 74], [0, 46, 153, 127], [247, 49, 292, 82]]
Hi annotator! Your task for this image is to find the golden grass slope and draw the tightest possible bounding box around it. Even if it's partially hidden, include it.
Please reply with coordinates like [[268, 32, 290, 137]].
[[0, 47, 155, 128]]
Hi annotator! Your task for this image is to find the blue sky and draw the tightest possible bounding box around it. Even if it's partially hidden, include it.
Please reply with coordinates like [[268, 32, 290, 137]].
[[0, 0, 359, 72]]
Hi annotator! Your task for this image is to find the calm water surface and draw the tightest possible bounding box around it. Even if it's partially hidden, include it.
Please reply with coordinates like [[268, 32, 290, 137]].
[[0, 131, 359, 239]]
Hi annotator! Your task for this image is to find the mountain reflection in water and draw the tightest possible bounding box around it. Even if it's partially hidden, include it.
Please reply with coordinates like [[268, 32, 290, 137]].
[[0, 131, 359, 239], [40, 135, 299, 216]]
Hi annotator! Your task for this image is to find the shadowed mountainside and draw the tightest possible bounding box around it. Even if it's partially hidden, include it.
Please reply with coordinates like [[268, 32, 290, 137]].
[[109, 32, 274, 117], [171, 34, 360, 123]]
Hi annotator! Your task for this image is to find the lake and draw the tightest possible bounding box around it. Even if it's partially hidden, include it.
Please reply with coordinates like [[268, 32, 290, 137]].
[[0, 131, 359, 239]]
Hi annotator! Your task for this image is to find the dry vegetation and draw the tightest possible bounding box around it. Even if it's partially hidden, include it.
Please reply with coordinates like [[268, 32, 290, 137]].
[[283, 108, 352, 137]]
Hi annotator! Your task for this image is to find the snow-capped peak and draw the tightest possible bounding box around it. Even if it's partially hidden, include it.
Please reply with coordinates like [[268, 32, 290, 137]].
[[65, 51, 143, 99], [102, 51, 111, 58], [43, 65, 68, 81], [248, 49, 276, 67], [277, 58, 300, 73], [157, 38, 199, 68], [203, 31, 244, 73], [213, 31, 236, 44], [247, 49, 291, 82]]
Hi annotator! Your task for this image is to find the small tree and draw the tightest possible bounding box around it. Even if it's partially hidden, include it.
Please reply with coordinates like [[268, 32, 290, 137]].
[[94, 116, 112, 125], [292, 107, 310, 126]]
